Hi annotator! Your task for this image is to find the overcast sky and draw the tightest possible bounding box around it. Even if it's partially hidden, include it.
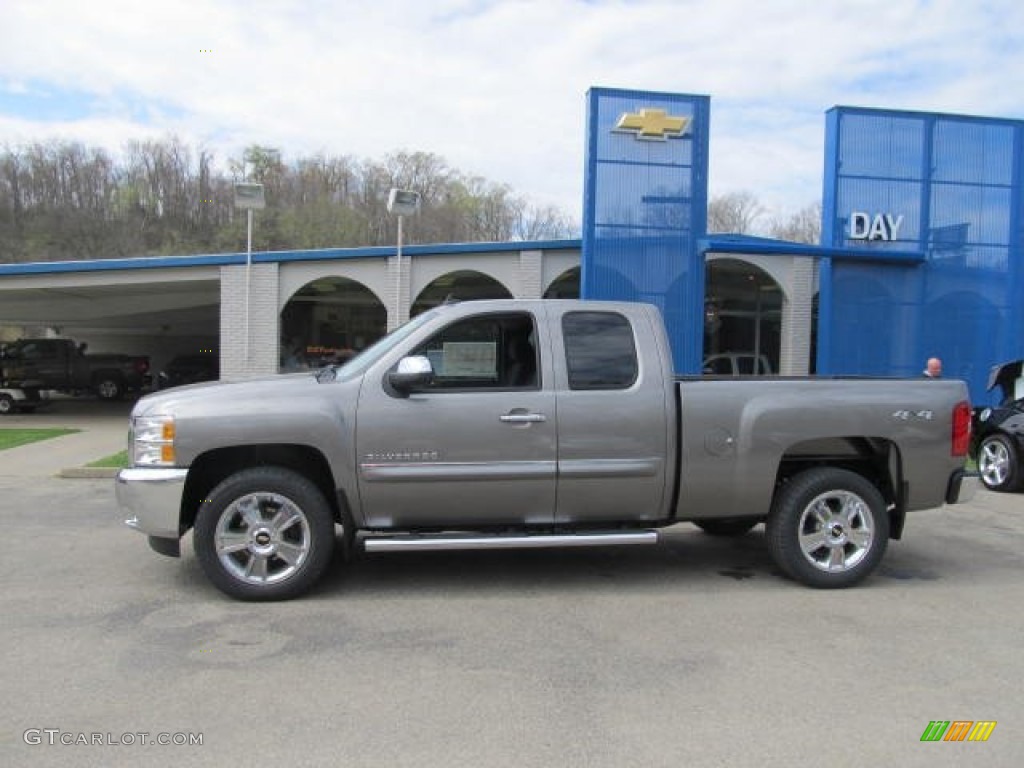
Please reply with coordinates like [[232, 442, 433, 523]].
[[2, 0, 1022, 229]]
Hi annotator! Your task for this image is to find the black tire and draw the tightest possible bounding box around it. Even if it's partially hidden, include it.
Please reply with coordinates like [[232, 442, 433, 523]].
[[693, 517, 759, 536], [193, 466, 337, 601], [766, 467, 889, 589], [977, 434, 1021, 492], [94, 376, 124, 400], [0, 394, 14, 415]]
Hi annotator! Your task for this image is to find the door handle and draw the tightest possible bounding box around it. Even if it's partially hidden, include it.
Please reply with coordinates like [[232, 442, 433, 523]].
[[499, 412, 547, 424]]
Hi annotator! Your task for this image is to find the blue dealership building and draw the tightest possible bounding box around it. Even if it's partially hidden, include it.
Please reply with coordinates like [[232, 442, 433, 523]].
[[1, 87, 1021, 406], [581, 87, 1024, 403]]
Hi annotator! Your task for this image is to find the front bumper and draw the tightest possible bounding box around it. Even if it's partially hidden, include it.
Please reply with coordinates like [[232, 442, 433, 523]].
[[116, 467, 189, 555], [946, 468, 980, 505]]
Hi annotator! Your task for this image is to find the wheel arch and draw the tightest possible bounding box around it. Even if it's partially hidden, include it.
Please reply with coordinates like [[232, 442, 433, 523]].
[[181, 444, 350, 534], [775, 436, 905, 538], [90, 368, 125, 384]]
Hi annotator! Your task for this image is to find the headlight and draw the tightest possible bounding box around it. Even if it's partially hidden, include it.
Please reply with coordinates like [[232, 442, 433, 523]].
[[979, 408, 992, 422], [130, 415, 177, 467]]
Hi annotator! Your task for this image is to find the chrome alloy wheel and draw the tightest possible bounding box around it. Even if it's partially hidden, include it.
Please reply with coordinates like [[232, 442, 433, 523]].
[[798, 490, 875, 573], [979, 439, 1011, 488], [214, 492, 311, 585]]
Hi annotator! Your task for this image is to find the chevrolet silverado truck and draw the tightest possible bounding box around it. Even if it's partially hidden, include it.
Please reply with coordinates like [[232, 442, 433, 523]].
[[1, 338, 150, 400], [116, 300, 977, 600]]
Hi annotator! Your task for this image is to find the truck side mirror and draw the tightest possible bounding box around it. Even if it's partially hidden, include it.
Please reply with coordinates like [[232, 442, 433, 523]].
[[387, 355, 434, 396]]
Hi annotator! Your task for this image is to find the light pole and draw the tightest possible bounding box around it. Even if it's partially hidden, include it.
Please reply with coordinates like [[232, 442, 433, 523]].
[[387, 188, 421, 329], [233, 182, 265, 365]]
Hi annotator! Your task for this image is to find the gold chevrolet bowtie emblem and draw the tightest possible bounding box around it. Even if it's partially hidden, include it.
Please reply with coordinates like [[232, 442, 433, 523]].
[[614, 108, 690, 140]]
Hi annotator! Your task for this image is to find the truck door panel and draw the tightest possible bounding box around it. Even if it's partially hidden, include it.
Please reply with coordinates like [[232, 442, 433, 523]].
[[552, 309, 672, 523], [356, 311, 556, 529]]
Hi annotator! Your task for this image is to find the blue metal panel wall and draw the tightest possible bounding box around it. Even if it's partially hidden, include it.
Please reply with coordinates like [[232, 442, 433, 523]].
[[822, 107, 1024, 404], [582, 87, 710, 372]]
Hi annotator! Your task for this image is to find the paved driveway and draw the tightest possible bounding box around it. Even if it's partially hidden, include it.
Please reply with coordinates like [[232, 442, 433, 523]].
[[1, 471, 1021, 768]]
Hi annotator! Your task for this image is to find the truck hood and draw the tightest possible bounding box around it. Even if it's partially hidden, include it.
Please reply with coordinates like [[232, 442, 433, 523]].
[[128, 368, 359, 469], [132, 371, 321, 417]]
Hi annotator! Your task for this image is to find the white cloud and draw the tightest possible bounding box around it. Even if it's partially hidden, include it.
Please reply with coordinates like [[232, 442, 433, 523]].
[[2, 0, 1023, 223]]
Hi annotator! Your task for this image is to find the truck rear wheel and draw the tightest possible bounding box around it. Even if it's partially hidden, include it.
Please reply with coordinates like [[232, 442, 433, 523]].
[[0, 394, 15, 415], [193, 466, 337, 601], [94, 376, 124, 400], [766, 467, 888, 589]]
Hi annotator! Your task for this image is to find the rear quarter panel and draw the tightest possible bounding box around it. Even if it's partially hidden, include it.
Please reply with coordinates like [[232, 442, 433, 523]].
[[674, 378, 969, 519]]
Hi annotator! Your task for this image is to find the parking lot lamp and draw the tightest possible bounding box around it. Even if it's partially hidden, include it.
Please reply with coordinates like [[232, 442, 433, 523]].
[[233, 183, 265, 363], [387, 189, 421, 329]]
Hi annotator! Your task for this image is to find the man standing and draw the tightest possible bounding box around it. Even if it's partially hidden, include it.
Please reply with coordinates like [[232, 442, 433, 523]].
[[923, 357, 942, 378]]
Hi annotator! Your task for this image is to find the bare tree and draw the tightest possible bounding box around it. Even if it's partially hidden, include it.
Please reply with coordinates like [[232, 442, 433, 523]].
[[768, 202, 822, 244], [513, 202, 577, 241], [707, 191, 765, 234], [0, 139, 579, 262]]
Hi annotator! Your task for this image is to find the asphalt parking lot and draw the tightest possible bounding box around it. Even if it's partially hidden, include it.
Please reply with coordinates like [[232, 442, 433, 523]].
[[1, 409, 1022, 767]]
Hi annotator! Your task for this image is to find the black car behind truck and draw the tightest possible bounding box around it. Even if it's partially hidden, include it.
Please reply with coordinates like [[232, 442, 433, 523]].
[[157, 353, 219, 390], [0, 338, 150, 402], [973, 359, 1024, 491]]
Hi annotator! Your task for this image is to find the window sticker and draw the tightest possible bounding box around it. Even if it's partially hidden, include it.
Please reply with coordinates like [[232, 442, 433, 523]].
[[441, 342, 497, 377]]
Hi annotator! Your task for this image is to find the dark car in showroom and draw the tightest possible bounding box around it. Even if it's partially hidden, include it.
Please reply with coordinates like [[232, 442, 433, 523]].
[[157, 353, 219, 390], [972, 359, 1024, 492]]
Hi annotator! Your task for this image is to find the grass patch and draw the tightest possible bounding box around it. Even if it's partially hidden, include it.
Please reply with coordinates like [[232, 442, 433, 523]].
[[0, 428, 79, 451], [86, 450, 128, 469]]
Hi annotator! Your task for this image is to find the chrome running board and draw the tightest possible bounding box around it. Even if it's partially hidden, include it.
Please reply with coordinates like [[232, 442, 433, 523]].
[[363, 530, 658, 553]]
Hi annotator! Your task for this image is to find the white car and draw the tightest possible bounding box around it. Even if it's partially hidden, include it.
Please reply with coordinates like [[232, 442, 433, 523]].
[[703, 353, 773, 375], [0, 387, 51, 415]]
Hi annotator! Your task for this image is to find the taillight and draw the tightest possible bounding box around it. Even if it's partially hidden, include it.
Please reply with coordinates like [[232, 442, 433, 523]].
[[952, 400, 971, 457]]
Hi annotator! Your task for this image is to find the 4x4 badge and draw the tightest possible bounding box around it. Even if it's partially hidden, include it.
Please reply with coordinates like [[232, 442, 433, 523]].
[[892, 410, 934, 421]]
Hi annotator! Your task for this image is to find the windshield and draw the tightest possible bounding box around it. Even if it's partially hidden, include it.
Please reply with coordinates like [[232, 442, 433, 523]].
[[324, 308, 442, 383]]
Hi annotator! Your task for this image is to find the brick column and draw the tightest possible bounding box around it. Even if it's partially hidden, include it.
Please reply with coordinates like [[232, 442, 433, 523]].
[[515, 250, 544, 299], [779, 256, 815, 375], [220, 263, 280, 379], [386, 253, 412, 331]]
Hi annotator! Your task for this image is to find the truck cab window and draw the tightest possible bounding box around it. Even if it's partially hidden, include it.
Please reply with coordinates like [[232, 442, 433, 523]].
[[411, 312, 538, 391], [562, 311, 638, 390], [20, 342, 55, 361]]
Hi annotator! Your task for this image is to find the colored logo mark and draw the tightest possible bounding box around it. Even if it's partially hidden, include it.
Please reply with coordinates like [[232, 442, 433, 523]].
[[920, 720, 997, 742], [613, 108, 690, 141]]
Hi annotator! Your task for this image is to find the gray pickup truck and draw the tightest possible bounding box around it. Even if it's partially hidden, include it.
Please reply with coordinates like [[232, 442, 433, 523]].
[[116, 300, 977, 600]]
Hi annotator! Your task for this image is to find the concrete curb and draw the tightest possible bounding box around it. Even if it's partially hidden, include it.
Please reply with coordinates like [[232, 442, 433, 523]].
[[58, 467, 120, 479]]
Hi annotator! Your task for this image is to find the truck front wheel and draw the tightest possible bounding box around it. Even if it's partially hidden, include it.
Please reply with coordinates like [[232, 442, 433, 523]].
[[766, 468, 889, 589], [193, 466, 337, 601]]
